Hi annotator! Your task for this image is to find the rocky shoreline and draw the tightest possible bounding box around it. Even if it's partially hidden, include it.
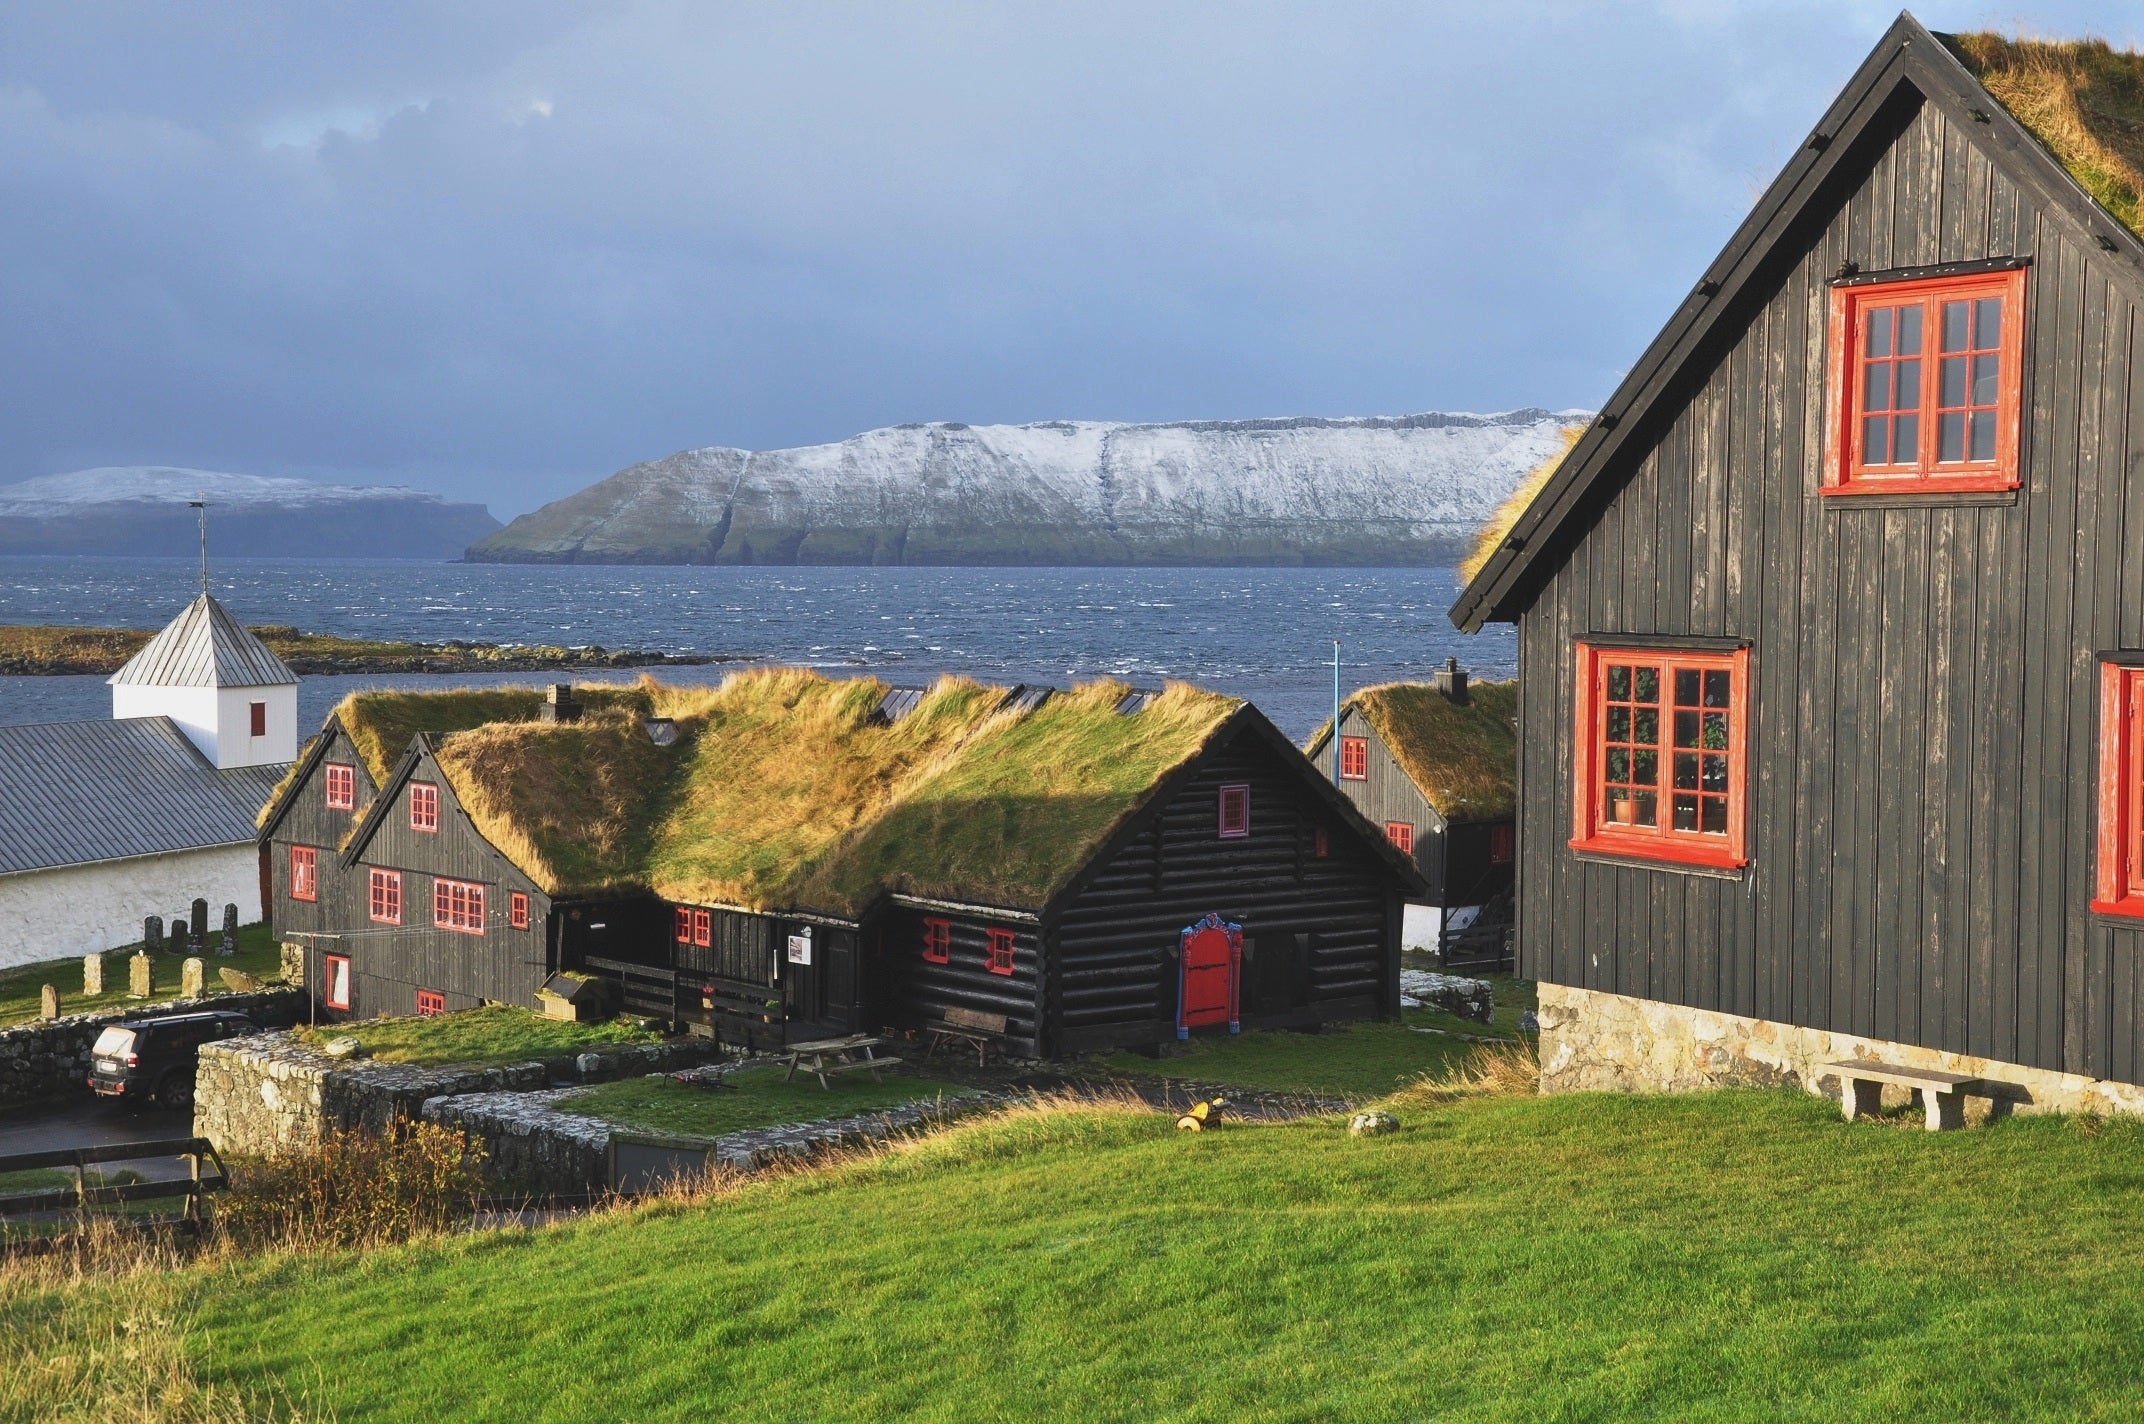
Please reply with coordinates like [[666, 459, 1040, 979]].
[[0, 623, 721, 676]]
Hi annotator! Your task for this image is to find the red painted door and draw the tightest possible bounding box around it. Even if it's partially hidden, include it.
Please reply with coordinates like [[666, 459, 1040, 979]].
[[1181, 924, 1234, 1028]]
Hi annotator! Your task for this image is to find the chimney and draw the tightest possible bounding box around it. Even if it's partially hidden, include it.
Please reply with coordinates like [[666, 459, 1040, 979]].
[[1432, 657, 1470, 705], [541, 683, 582, 724]]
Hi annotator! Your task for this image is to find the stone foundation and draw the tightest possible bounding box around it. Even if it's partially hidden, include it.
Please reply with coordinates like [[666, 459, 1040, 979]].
[[1537, 982, 2144, 1116], [0, 987, 302, 1108]]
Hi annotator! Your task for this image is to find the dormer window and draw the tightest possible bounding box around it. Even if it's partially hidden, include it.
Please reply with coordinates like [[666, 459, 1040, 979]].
[[1825, 267, 2025, 495], [409, 782, 440, 832], [325, 763, 355, 811]]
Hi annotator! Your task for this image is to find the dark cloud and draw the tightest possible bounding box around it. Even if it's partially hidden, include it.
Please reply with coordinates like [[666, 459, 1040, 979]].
[[0, 1, 2129, 516]]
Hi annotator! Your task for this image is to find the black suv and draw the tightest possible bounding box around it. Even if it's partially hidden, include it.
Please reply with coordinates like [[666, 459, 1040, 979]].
[[88, 1010, 257, 1110]]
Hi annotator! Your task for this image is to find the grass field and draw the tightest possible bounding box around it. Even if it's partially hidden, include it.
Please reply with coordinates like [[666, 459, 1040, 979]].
[[556, 1066, 972, 1139], [293, 1004, 662, 1067], [11, 1082, 2144, 1421], [0, 921, 283, 1028]]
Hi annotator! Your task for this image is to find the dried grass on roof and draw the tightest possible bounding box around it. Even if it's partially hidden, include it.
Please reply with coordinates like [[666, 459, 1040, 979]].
[[1307, 681, 1517, 823], [1948, 32, 2144, 242], [1459, 425, 1582, 586]]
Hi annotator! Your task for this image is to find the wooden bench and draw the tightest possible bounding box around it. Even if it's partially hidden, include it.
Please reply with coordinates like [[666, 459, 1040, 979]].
[[1826, 1060, 1996, 1131], [924, 1007, 1009, 1066]]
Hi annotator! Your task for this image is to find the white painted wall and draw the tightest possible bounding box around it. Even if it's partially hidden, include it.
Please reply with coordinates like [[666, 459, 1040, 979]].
[[112, 683, 296, 769], [1402, 903, 1443, 952], [0, 843, 262, 972]]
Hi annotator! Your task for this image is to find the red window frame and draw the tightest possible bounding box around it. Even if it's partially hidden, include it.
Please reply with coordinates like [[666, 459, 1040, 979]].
[[510, 891, 530, 930], [415, 989, 445, 1017], [289, 845, 317, 902], [1571, 642, 1750, 870], [1386, 822, 1413, 854], [325, 762, 356, 811], [674, 907, 692, 942], [1488, 822, 1515, 866], [985, 928, 1016, 976], [369, 868, 401, 925], [693, 909, 711, 947], [1824, 268, 2025, 495], [921, 917, 951, 965], [249, 701, 267, 737], [2094, 662, 2144, 919], [433, 878, 486, 934], [1218, 784, 1250, 839], [323, 954, 351, 1011], [1339, 736, 1369, 781], [409, 781, 440, 832]]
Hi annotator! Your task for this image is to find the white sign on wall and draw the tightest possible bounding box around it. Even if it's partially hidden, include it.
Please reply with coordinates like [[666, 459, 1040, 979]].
[[786, 929, 812, 966]]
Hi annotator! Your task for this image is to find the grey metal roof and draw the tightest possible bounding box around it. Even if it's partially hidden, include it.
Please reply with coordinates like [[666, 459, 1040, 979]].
[[107, 594, 297, 689], [0, 718, 288, 875]]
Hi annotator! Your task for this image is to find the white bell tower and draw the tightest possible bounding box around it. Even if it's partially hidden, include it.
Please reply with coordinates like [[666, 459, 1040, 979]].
[[109, 593, 299, 769]]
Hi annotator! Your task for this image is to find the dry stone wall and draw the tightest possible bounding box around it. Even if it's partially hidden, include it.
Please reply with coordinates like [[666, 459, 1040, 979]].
[[0, 988, 301, 1108]]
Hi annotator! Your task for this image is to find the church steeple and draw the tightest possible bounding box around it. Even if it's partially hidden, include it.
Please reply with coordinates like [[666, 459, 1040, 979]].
[[109, 594, 298, 769]]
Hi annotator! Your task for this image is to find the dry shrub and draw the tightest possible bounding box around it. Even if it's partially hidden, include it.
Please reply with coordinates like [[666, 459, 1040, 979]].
[[215, 1123, 485, 1250]]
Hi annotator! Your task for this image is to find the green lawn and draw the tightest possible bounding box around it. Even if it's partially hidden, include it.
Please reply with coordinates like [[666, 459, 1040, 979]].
[[0, 921, 284, 1028], [556, 1066, 973, 1140], [1098, 1015, 1504, 1100], [293, 1004, 662, 1068], [14, 1086, 2144, 1421]]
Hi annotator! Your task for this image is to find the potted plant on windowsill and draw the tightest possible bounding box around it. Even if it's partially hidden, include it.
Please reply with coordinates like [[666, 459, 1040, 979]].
[[1611, 797, 1637, 825]]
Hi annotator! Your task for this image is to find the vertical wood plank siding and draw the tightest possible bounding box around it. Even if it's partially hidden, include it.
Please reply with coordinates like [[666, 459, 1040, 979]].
[[1518, 94, 2144, 1079], [263, 724, 377, 942], [1315, 708, 1448, 900]]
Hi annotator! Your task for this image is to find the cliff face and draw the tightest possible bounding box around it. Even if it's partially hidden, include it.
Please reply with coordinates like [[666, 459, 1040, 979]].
[[468, 410, 1587, 566]]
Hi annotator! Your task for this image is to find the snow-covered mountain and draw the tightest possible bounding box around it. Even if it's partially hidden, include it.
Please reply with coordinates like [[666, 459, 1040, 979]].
[[0, 467, 499, 558], [470, 410, 1587, 566]]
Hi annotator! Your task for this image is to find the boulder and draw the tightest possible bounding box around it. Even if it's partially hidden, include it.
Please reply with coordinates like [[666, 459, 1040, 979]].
[[1348, 1111, 1400, 1137]]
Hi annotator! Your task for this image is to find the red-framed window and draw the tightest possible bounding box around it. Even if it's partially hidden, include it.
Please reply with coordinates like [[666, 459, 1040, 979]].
[[409, 781, 440, 832], [1824, 268, 2025, 495], [433, 878, 486, 934], [249, 701, 267, 737], [325, 762, 356, 811], [921, 917, 951, 964], [510, 891, 529, 930], [1339, 736, 1369, 781], [415, 989, 445, 1016], [1488, 822, 1515, 866], [1386, 822, 1413, 855], [693, 909, 711, 947], [289, 845, 317, 902], [1313, 827, 1329, 859], [674, 906, 692, 942], [985, 928, 1016, 976], [2094, 662, 2144, 919], [323, 954, 351, 1011], [369, 868, 401, 925], [1572, 642, 1750, 869], [1218, 784, 1250, 839]]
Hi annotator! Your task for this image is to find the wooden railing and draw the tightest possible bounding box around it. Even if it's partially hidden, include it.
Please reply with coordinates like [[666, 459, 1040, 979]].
[[0, 1136, 228, 1227], [582, 955, 679, 1022], [1438, 922, 1514, 974]]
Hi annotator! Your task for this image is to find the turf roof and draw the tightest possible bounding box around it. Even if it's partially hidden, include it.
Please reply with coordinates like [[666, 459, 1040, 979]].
[[1460, 425, 1581, 587], [1946, 32, 2144, 243], [394, 668, 1242, 916], [1307, 680, 1518, 823]]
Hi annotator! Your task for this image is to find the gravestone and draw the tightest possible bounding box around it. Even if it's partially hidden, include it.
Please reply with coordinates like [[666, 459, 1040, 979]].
[[129, 952, 153, 999], [219, 903, 239, 956], [144, 916, 163, 952], [39, 985, 59, 1021], [82, 954, 104, 996], [190, 899, 209, 946], [181, 957, 205, 999], [168, 915, 188, 955]]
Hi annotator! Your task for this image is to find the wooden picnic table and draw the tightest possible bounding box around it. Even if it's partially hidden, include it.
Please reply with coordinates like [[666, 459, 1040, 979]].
[[782, 1033, 901, 1089]]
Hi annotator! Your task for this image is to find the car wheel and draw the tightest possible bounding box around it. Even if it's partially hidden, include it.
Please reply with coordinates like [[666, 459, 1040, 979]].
[[157, 1072, 195, 1112]]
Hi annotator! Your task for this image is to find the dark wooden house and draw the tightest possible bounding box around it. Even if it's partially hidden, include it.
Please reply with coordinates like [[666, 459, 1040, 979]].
[[259, 673, 1422, 1055], [1303, 663, 1518, 965], [1451, 16, 2144, 1108]]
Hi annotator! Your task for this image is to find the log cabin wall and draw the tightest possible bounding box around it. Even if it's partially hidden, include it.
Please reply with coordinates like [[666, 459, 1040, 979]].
[[876, 909, 1042, 1054], [1048, 726, 1399, 1055], [1517, 88, 2144, 1081]]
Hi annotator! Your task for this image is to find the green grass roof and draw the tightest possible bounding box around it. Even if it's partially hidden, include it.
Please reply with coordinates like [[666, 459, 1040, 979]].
[[412, 668, 1241, 915], [1946, 32, 2144, 243], [1308, 680, 1517, 823]]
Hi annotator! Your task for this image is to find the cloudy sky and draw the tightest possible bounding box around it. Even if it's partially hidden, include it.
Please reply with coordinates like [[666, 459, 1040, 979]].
[[0, 2, 2129, 518]]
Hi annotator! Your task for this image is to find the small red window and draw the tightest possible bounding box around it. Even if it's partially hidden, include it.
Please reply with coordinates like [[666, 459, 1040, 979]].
[[323, 954, 351, 1011], [1314, 826, 1329, 859], [249, 701, 267, 737], [1386, 822, 1414, 854], [369, 868, 401, 925], [1339, 736, 1368, 781], [325, 762, 356, 810], [921, 917, 951, 964], [1573, 642, 1750, 869], [433, 877, 486, 934], [409, 782, 440, 832], [289, 845, 317, 902], [693, 909, 711, 947], [510, 891, 529, 930], [1825, 268, 2025, 495], [985, 928, 1016, 976], [1488, 822, 1515, 865], [415, 989, 445, 1017], [2094, 662, 2144, 919], [1218, 784, 1250, 839], [674, 907, 692, 942]]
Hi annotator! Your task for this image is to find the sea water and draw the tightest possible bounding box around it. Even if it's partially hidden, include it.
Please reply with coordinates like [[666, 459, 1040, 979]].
[[0, 556, 1513, 741]]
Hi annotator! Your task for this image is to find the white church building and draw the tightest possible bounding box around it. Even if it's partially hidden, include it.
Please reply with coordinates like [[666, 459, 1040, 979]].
[[0, 594, 296, 970]]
